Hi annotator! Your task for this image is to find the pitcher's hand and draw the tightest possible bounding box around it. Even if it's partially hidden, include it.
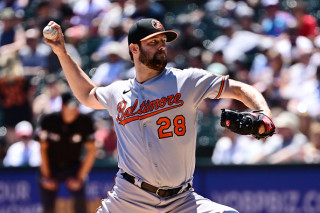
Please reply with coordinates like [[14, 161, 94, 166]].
[[43, 21, 67, 56]]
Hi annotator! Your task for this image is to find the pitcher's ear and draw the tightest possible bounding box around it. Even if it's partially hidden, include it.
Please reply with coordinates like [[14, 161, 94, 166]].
[[129, 43, 139, 53]]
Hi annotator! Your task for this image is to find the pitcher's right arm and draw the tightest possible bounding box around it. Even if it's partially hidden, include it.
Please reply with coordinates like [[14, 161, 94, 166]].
[[43, 21, 104, 109]]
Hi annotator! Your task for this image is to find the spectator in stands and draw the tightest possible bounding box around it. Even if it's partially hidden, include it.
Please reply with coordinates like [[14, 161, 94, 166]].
[[45, 25, 85, 74], [63, 26, 84, 66], [249, 36, 274, 79], [281, 36, 317, 114], [175, 22, 204, 52], [94, 117, 117, 161], [234, 1, 261, 33], [0, 7, 25, 56], [250, 111, 308, 164], [298, 121, 320, 163], [250, 48, 288, 108], [130, 0, 165, 22], [32, 0, 73, 30], [186, 47, 206, 69], [290, 0, 319, 40], [19, 27, 51, 75], [32, 74, 67, 123], [91, 41, 130, 86], [38, 92, 96, 213], [97, 0, 135, 38], [3, 120, 41, 167], [207, 18, 261, 70], [50, 0, 74, 29], [33, 1, 57, 30], [298, 65, 320, 118], [211, 129, 261, 165], [0, 0, 29, 12], [71, 0, 109, 27], [94, 19, 130, 63], [206, 50, 228, 76], [260, 0, 295, 37], [0, 53, 35, 144]]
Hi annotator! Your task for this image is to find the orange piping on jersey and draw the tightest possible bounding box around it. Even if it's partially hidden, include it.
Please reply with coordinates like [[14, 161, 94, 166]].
[[214, 76, 225, 99], [93, 87, 99, 102]]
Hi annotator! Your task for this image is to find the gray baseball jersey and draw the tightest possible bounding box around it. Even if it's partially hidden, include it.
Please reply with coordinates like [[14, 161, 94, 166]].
[[94, 67, 227, 188]]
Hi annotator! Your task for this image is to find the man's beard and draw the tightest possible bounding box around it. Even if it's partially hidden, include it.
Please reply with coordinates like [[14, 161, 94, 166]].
[[138, 47, 167, 72]]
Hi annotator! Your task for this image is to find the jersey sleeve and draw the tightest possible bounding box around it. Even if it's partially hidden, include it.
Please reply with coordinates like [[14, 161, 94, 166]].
[[94, 85, 114, 113], [94, 80, 130, 117], [186, 68, 228, 107]]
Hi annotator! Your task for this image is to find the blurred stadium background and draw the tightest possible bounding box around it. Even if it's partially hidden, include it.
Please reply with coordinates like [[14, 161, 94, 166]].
[[0, 0, 320, 212]]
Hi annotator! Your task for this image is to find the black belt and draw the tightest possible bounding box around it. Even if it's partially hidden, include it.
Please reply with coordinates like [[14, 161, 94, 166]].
[[122, 172, 190, 198]]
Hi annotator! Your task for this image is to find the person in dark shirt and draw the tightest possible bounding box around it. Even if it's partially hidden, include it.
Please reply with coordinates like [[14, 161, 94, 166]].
[[38, 91, 96, 213], [0, 7, 26, 56], [0, 53, 34, 144]]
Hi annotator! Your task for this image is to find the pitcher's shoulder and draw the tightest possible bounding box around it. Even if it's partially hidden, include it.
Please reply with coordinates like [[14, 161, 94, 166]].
[[166, 67, 199, 75]]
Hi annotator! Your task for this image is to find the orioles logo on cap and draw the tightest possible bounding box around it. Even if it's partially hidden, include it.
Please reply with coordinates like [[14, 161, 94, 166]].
[[152, 20, 163, 30]]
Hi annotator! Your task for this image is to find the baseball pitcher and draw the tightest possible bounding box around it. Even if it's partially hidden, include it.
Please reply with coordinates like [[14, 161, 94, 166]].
[[44, 18, 275, 213]]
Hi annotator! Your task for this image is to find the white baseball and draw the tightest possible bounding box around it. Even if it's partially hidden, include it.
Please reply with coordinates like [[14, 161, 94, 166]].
[[43, 26, 58, 40]]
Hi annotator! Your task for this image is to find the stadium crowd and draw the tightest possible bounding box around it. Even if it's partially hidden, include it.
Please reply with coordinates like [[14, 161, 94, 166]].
[[0, 0, 320, 167]]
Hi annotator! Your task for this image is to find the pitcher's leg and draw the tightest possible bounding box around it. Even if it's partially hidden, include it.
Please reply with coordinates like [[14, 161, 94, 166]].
[[96, 175, 161, 213], [168, 191, 239, 213]]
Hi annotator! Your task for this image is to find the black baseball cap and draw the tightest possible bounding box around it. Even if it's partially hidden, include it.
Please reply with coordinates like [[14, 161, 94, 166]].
[[128, 18, 178, 45], [61, 91, 79, 108]]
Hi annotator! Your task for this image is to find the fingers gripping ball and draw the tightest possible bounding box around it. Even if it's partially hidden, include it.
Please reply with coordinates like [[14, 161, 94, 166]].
[[220, 109, 275, 139], [43, 26, 58, 40]]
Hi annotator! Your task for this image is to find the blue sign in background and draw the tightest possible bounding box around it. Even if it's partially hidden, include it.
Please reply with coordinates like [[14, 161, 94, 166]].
[[197, 165, 320, 213], [0, 165, 319, 213]]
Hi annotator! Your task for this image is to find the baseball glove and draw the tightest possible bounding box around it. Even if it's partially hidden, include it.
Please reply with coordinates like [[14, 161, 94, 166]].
[[220, 109, 275, 139]]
